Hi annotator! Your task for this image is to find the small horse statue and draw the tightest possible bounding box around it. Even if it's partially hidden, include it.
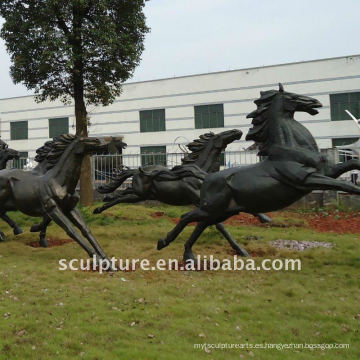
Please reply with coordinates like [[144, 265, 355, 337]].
[[0, 134, 126, 264], [157, 84, 360, 262], [93, 130, 270, 256], [0, 139, 23, 241]]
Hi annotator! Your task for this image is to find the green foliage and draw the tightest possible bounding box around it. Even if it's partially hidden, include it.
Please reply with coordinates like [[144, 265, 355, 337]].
[[0, 0, 149, 106]]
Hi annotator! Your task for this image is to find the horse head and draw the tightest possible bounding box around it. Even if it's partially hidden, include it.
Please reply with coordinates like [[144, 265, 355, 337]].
[[211, 129, 243, 150], [0, 140, 19, 169], [74, 136, 126, 156], [245, 84, 322, 154], [182, 129, 242, 172], [106, 137, 127, 154]]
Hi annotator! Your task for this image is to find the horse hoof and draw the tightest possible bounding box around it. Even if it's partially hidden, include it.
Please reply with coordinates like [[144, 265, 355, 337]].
[[258, 214, 272, 223], [0, 231, 6, 242], [13, 228, 23, 235], [93, 208, 101, 214], [183, 257, 197, 269], [157, 239, 168, 250], [235, 247, 250, 257], [39, 239, 48, 248]]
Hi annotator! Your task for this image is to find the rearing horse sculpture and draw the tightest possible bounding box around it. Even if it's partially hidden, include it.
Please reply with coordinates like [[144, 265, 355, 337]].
[[157, 84, 360, 262], [0, 134, 125, 263], [94, 130, 271, 256]]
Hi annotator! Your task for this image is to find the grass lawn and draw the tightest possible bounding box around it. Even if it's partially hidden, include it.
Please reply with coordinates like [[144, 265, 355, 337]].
[[0, 203, 359, 359]]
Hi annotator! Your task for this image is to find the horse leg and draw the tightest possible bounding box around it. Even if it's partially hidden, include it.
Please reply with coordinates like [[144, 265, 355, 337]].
[[47, 206, 102, 260], [157, 207, 211, 250], [304, 173, 360, 194], [34, 216, 51, 248], [325, 160, 360, 179], [30, 217, 51, 233], [93, 193, 143, 214], [66, 208, 112, 264], [253, 213, 272, 223], [0, 213, 23, 235], [183, 221, 211, 263], [215, 223, 249, 256], [103, 187, 134, 202]]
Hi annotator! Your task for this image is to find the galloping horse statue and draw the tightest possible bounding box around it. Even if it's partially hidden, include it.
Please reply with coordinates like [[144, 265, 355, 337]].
[[28, 136, 126, 247], [0, 139, 23, 240], [0, 134, 126, 263], [94, 130, 270, 256], [157, 84, 360, 262]]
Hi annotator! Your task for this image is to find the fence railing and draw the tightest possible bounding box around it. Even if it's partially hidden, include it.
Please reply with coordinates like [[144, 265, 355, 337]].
[[90, 150, 260, 188], [6, 148, 357, 189]]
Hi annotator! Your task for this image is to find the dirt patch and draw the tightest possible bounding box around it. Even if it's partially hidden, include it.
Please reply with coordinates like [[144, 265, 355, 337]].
[[304, 212, 360, 234], [172, 211, 360, 235], [150, 211, 165, 218], [28, 237, 73, 248]]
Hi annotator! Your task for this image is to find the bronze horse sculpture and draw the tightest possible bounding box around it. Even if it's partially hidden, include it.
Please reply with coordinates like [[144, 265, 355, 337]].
[[156, 84, 360, 262], [94, 130, 271, 256], [0, 139, 23, 240], [0, 134, 125, 263], [27, 136, 126, 247]]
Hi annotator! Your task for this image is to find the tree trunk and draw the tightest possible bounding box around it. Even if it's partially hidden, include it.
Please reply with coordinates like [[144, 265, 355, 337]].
[[75, 96, 93, 206], [73, 2, 93, 206]]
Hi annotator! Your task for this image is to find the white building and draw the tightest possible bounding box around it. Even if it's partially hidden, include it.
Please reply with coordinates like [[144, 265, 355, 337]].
[[0, 54, 359, 166]]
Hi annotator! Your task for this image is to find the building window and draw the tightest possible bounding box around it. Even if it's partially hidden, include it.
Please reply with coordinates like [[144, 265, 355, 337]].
[[12, 151, 28, 169], [194, 104, 224, 129], [330, 92, 360, 121], [49, 117, 69, 138], [140, 109, 166, 132], [141, 146, 166, 166], [10, 121, 28, 140]]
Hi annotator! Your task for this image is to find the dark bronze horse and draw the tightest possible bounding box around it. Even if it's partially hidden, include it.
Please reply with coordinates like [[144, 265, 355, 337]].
[[157, 84, 360, 262], [94, 130, 270, 256], [28, 136, 126, 247], [0, 134, 125, 263], [0, 139, 23, 240]]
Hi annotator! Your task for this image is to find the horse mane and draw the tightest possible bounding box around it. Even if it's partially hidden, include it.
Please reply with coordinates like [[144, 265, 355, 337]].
[[246, 89, 319, 155], [182, 132, 215, 164], [34, 134, 76, 170]]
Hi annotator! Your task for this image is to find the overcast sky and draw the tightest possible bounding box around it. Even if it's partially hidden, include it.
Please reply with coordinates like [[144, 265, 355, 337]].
[[0, 0, 359, 99]]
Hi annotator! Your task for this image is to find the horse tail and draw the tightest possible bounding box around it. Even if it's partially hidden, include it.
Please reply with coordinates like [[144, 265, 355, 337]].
[[139, 165, 207, 182], [97, 169, 137, 193]]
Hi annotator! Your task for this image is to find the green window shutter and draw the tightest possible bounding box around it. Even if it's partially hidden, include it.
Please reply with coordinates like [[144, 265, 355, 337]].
[[10, 121, 28, 140], [140, 109, 165, 132], [13, 151, 28, 169], [332, 138, 358, 147], [140, 146, 166, 166], [49, 117, 69, 138], [330, 92, 360, 121], [194, 104, 224, 129]]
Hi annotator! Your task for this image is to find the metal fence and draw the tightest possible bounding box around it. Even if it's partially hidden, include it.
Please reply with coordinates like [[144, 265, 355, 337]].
[[90, 150, 260, 188], [6, 148, 357, 189]]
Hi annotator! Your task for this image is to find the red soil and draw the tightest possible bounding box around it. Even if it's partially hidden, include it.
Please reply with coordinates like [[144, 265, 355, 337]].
[[169, 211, 360, 234], [304, 212, 360, 234], [28, 237, 73, 248]]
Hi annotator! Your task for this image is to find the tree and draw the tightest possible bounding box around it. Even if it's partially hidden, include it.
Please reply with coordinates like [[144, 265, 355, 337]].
[[0, 0, 149, 205]]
